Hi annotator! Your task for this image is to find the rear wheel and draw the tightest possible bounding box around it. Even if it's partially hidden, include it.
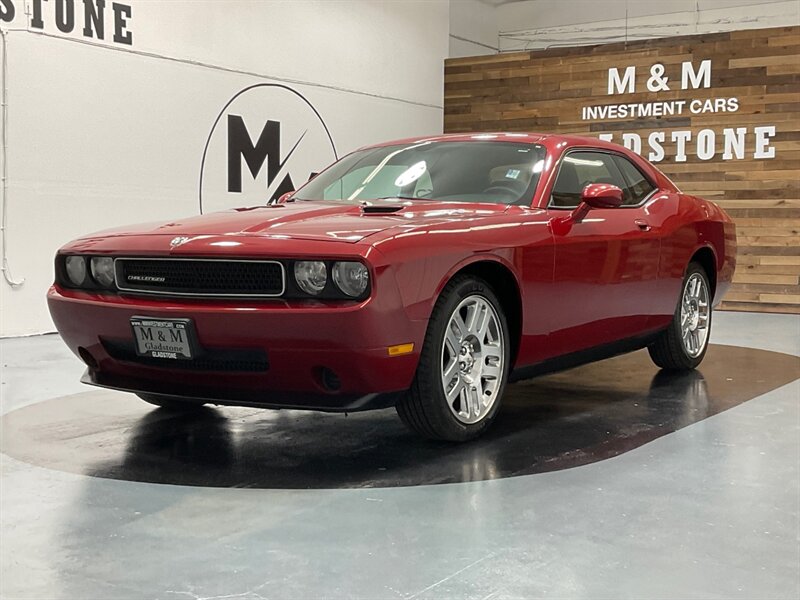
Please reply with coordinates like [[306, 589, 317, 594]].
[[136, 393, 207, 412], [648, 262, 712, 370], [396, 275, 510, 442]]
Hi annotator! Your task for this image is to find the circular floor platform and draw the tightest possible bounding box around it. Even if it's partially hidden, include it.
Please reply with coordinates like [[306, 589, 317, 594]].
[[2, 344, 798, 489]]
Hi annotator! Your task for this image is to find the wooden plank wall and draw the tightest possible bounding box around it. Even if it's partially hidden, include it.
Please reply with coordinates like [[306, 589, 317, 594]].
[[444, 25, 799, 313]]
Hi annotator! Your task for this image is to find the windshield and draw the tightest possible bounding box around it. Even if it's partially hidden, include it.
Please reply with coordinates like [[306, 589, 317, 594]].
[[293, 141, 547, 205]]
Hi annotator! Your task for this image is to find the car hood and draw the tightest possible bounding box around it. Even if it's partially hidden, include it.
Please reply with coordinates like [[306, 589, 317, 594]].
[[80, 200, 512, 243]]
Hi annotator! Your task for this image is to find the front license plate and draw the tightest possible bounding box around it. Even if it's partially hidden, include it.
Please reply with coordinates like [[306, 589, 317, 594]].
[[130, 317, 195, 360]]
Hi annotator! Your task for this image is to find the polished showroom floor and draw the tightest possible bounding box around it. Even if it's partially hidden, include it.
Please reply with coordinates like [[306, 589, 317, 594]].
[[1, 312, 799, 599]]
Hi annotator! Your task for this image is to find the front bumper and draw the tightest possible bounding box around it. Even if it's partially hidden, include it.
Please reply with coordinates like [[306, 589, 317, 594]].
[[48, 285, 425, 411]]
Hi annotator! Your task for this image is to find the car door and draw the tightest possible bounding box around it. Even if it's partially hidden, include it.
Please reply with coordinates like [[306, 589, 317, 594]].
[[544, 149, 662, 356]]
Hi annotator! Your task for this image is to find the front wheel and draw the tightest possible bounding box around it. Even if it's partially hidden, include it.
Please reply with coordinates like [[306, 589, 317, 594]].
[[136, 393, 207, 412], [648, 262, 712, 370], [396, 275, 510, 442]]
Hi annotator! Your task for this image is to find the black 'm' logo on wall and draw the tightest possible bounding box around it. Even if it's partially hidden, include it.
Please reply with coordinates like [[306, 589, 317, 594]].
[[198, 83, 337, 214], [227, 115, 305, 202]]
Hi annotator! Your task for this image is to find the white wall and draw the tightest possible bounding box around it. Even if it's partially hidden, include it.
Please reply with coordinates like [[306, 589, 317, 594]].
[[0, 0, 448, 337], [449, 0, 498, 57], [496, 0, 800, 51]]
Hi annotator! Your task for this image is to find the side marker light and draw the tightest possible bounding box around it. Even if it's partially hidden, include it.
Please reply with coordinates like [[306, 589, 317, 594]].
[[387, 343, 415, 356]]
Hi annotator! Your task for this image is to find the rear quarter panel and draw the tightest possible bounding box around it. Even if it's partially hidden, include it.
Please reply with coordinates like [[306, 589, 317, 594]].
[[654, 194, 736, 326]]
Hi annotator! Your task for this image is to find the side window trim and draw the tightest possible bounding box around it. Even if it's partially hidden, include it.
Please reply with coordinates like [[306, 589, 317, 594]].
[[547, 148, 659, 210]]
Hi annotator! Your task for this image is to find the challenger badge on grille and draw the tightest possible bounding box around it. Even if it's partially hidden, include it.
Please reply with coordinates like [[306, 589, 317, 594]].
[[115, 258, 286, 297]]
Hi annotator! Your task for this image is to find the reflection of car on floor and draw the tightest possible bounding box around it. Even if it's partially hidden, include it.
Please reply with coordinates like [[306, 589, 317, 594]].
[[47, 133, 736, 441]]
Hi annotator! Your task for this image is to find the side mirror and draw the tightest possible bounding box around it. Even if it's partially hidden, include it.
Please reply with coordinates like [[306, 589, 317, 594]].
[[551, 183, 624, 235], [276, 191, 294, 204], [581, 183, 623, 209]]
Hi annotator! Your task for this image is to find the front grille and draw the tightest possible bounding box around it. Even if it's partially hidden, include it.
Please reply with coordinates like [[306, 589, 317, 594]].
[[102, 339, 269, 372], [115, 258, 285, 297]]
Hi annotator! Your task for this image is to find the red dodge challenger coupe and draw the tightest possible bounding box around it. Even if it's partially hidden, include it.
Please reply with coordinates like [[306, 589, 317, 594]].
[[48, 133, 736, 441]]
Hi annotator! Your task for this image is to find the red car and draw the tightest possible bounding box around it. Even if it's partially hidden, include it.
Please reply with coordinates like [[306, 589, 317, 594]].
[[48, 133, 736, 441]]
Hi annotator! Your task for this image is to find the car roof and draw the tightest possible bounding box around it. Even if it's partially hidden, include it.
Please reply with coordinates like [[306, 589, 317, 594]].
[[360, 132, 621, 152]]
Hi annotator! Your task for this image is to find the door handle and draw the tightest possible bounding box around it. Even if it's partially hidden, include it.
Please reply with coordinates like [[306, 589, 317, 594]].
[[634, 219, 652, 232]]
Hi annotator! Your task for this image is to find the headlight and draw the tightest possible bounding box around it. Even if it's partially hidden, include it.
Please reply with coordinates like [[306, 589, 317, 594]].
[[332, 261, 369, 297], [294, 261, 327, 295], [90, 257, 115, 287], [65, 256, 87, 286]]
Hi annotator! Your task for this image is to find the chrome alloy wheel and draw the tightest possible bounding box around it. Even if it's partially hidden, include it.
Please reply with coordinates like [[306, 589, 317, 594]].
[[680, 273, 710, 358], [440, 294, 505, 424]]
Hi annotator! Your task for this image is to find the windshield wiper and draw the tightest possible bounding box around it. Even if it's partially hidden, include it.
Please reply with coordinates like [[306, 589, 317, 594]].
[[372, 196, 434, 202]]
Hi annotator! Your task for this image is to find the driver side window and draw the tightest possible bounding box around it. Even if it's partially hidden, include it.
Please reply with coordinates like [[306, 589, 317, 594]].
[[550, 151, 626, 208]]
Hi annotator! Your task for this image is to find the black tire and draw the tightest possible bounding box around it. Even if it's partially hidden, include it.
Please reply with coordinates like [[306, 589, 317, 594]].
[[136, 393, 207, 412], [396, 275, 511, 442], [648, 262, 712, 371]]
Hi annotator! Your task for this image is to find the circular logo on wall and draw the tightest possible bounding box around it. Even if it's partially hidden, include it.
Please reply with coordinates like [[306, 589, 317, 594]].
[[199, 83, 338, 214]]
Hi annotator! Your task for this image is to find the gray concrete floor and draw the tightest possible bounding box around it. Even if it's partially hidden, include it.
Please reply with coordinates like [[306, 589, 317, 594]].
[[1, 312, 799, 599]]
